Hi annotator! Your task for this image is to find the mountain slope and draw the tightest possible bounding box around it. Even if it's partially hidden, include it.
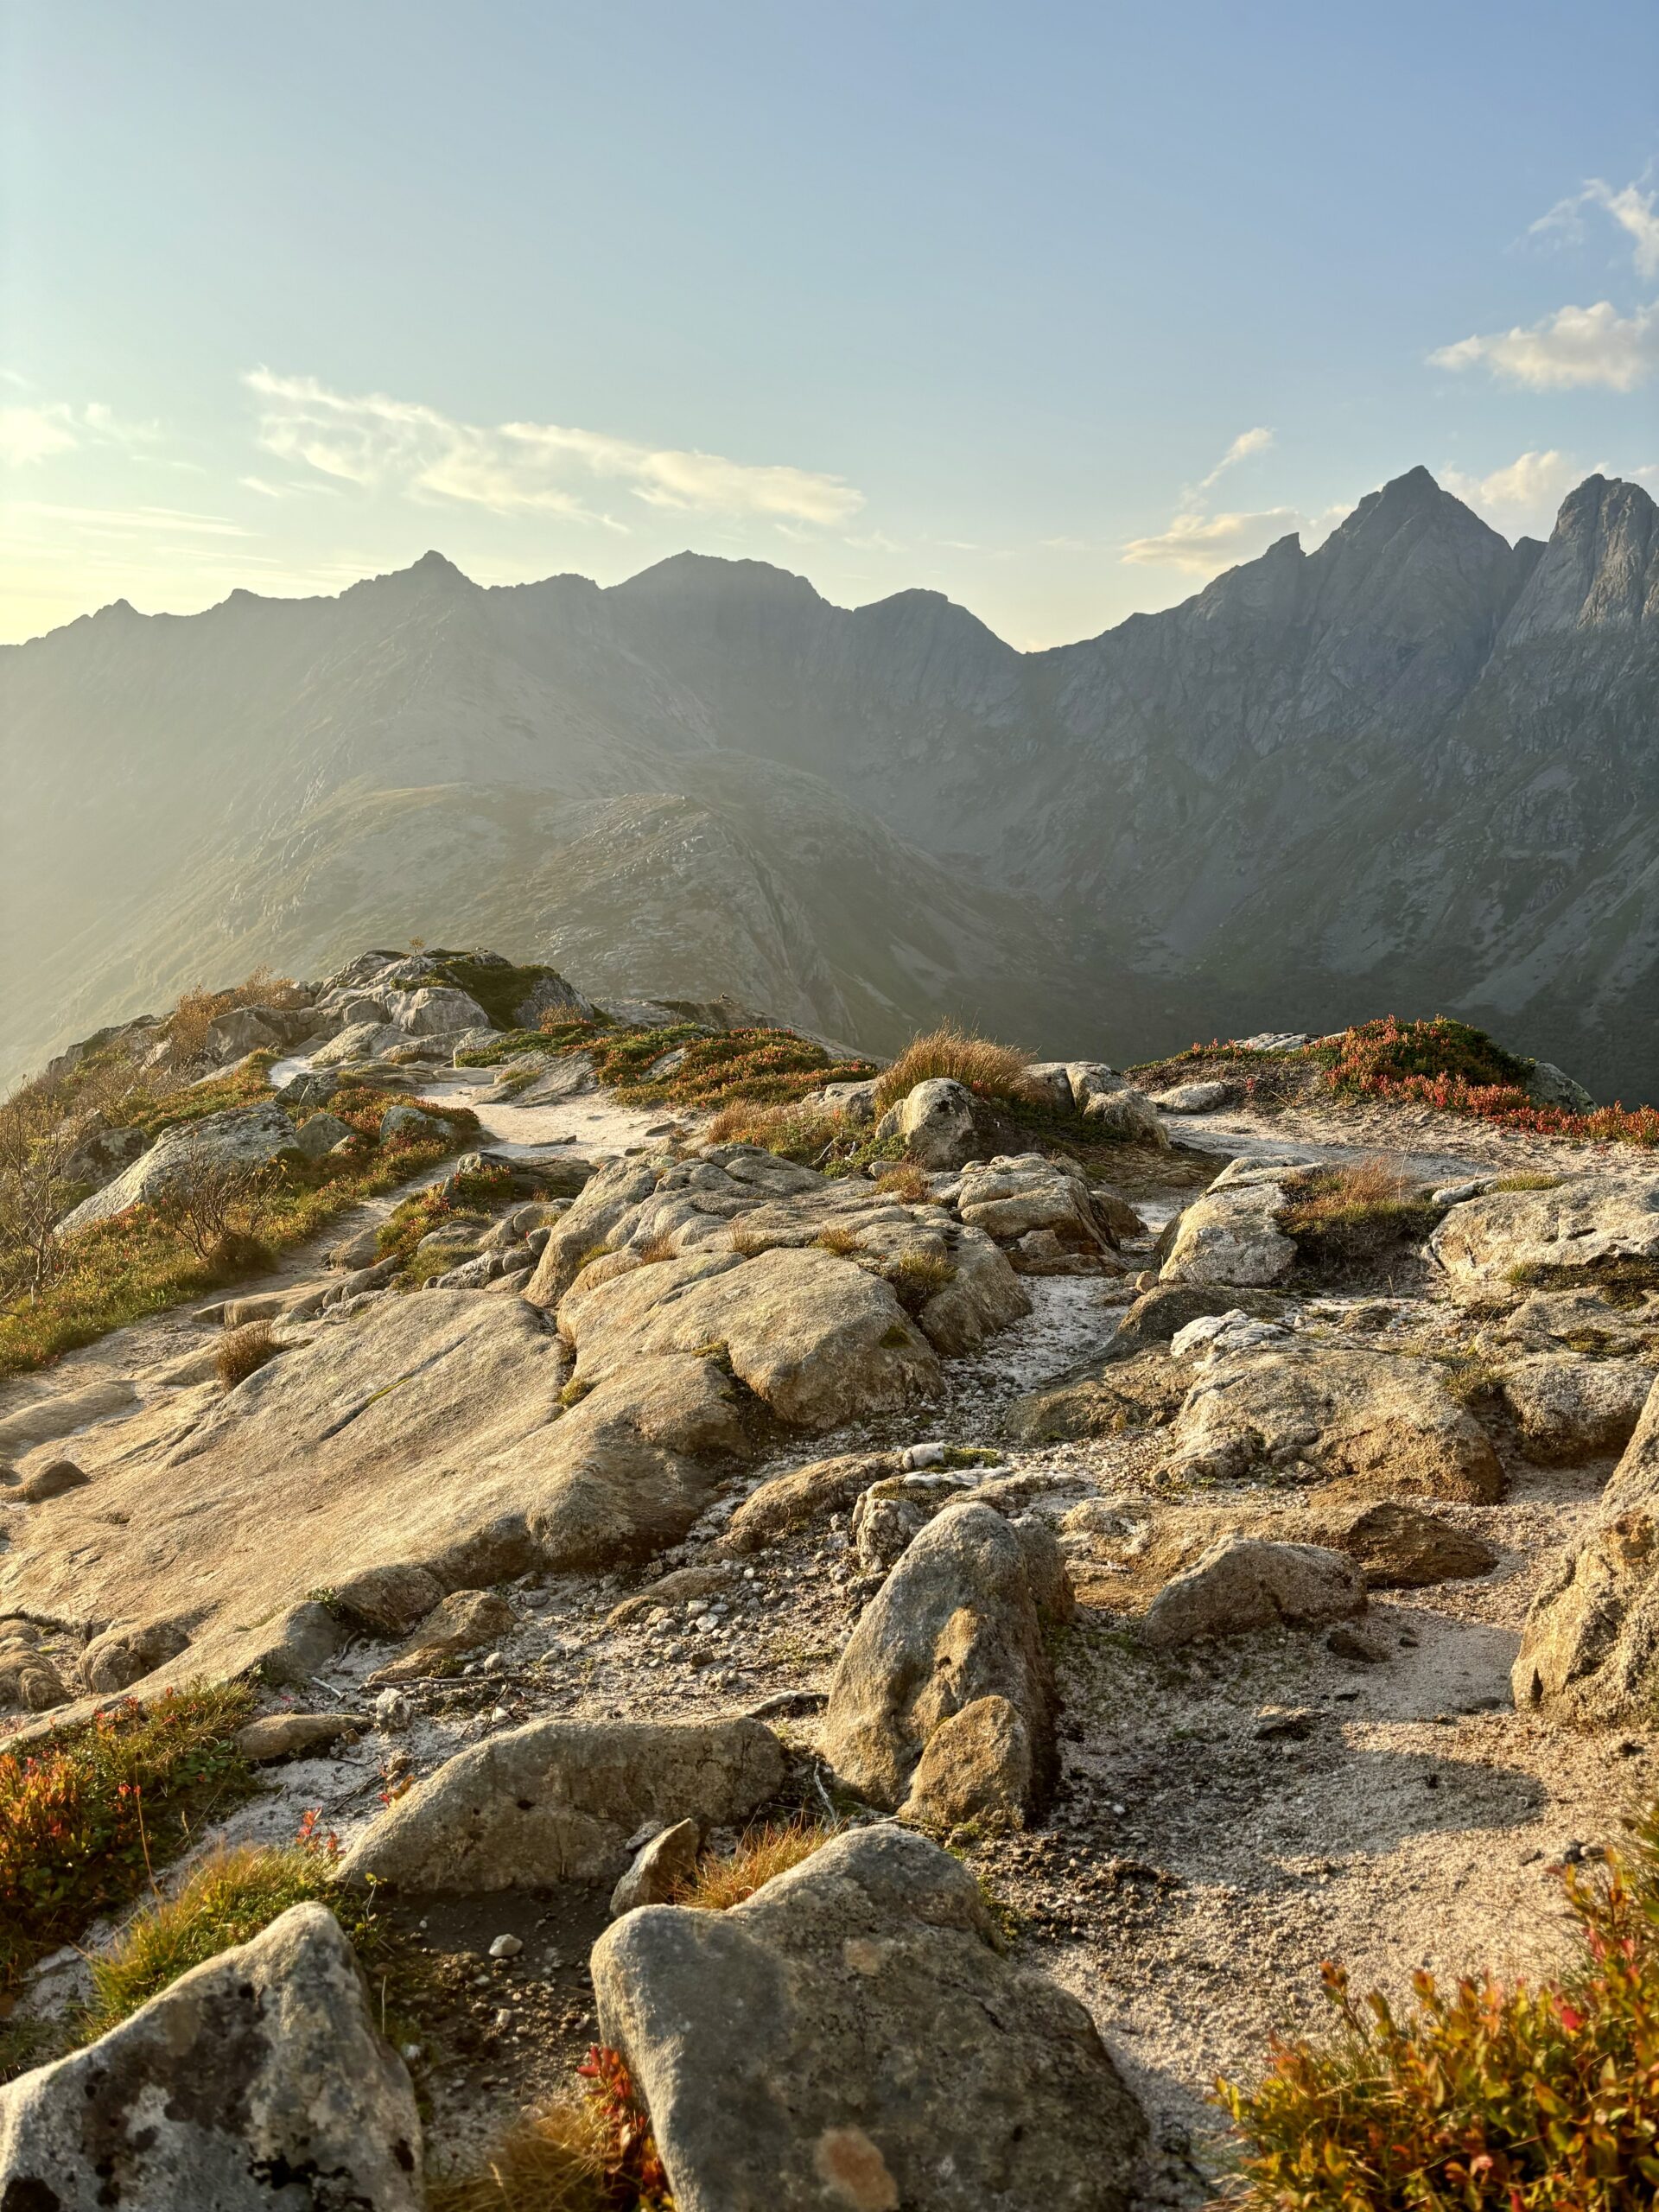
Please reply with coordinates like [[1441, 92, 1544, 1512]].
[[3, 467, 1656, 1094]]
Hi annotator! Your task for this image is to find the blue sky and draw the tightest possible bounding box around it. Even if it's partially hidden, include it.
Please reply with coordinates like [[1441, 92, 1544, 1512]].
[[3, 0, 1656, 645]]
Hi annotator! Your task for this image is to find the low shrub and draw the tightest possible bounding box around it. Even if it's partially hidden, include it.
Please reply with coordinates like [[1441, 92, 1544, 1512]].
[[0, 1684, 256, 2003], [372, 1161, 516, 1268], [870, 1022, 1039, 1115], [1216, 1797, 1659, 2208], [671, 1815, 836, 1911], [428, 2045, 673, 2212], [216, 1319, 283, 1389]]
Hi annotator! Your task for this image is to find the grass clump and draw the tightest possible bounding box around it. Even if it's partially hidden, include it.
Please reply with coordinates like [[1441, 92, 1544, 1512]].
[[429, 2045, 673, 2212], [1278, 1156, 1440, 1275], [704, 1099, 842, 1160], [1491, 1172, 1565, 1192], [0, 1684, 256, 2004], [880, 1249, 958, 1311], [373, 1160, 516, 1267], [874, 1164, 931, 1203], [814, 1224, 863, 1256], [1216, 1796, 1659, 2209], [215, 1319, 283, 1389], [870, 1021, 1039, 1115], [1506, 1255, 1659, 1311], [671, 1815, 836, 1911]]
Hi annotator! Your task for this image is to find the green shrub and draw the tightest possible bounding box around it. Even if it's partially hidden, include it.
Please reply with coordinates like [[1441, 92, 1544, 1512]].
[[1216, 1801, 1659, 2208]]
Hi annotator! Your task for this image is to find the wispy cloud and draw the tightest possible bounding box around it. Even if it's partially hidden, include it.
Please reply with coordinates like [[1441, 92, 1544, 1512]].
[[245, 370, 865, 528], [0, 398, 159, 467], [1123, 505, 1304, 573], [3, 500, 253, 539], [1429, 298, 1659, 391], [1192, 426, 1274, 496], [1529, 175, 1659, 281]]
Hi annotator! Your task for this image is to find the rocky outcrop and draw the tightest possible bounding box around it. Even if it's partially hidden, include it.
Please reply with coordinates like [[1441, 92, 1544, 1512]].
[[1160, 1165, 1299, 1287], [334, 1716, 784, 1891], [1169, 1344, 1503, 1500], [592, 1822, 1147, 2212], [0, 1904, 422, 2209], [1430, 1174, 1659, 1284], [821, 1501, 1072, 1827], [56, 1101, 302, 1235]]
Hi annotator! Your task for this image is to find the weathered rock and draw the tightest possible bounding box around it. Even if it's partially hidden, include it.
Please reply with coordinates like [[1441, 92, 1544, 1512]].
[[900, 1692, 1033, 1831], [1141, 1535, 1365, 1646], [514, 969, 598, 1027], [310, 1019, 408, 1066], [368, 1587, 515, 1681], [611, 1818, 701, 1916], [956, 1153, 1119, 1263], [721, 1452, 903, 1552], [1303, 1499, 1499, 1588], [1160, 1170, 1296, 1287], [559, 1245, 940, 1430], [0, 1648, 70, 1712], [821, 1501, 1071, 1821], [203, 1004, 283, 1062], [1004, 1352, 1190, 1443], [880, 1077, 989, 1169], [1065, 1061, 1127, 1111], [56, 1102, 302, 1235], [1529, 1060, 1596, 1112], [817, 1077, 882, 1123], [332, 1562, 444, 1638], [379, 1102, 446, 1143], [0, 1904, 421, 2209], [1104, 1281, 1287, 1362], [391, 984, 490, 1036], [593, 1822, 1146, 2212], [1151, 1080, 1230, 1112], [236, 1710, 369, 1761], [522, 1154, 662, 1308], [20, 1459, 91, 1503], [60, 1122, 149, 1190], [1513, 1376, 1659, 1717], [80, 1618, 191, 1693], [1171, 1344, 1503, 1500], [334, 1717, 785, 1891], [293, 1110, 356, 1158], [1498, 1355, 1656, 1462], [1083, 1084, 1170, 1147], [1430, 1173, 1659, 1284]]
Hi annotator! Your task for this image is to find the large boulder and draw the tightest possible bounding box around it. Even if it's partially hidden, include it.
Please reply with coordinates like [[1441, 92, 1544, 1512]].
[[309, 1019, 410, 1066], [1430, 1173, 1659, 1284], [334, 1717, 784, 1891], [1169, 1344, 1503, 1500], [1301, 1498, 1499, 1588], [1498, 1355, 1656, 1462], [391, 984, 490, 1036], [1529, 1061, 1596, 1112], [1082, 1084, 1169, 1147], [0, 1903, 422, 2209], [1141, 1535, 1366, 1647], [820, 1500, 1072, 1827], [1513, 1376, 1659, 1717], [1159, 1164, 1298, 1287], [593, 1822, 1147, 2212], [956, 1153, 1122, 1268], [877, 1077, 989, 1169], [56, 1101, 301, 1235], [557, 1245, 941, 1430]]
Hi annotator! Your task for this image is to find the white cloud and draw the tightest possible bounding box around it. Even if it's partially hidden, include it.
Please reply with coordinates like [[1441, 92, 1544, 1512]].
[[1530, 175, 1659, 281], [1193, 426, 1274, 495], [1429, 297, 1659, 391], [3, 500, 252, 539], [1441, 448, 1582, 514], [1123, 506, 1303, 573], [245, 370, 864, 527], [0, 398, 158, 467]]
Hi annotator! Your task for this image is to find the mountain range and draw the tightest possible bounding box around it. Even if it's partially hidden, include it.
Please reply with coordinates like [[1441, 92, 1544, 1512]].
[[3, 464, 1656, 1096]]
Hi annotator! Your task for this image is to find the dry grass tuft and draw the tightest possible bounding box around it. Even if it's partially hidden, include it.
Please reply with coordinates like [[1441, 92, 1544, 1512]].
[[874, 1164, 931, 1204], [672, 1815, 836, 1911], [1283, 1154, 1415, 1225], [871, 1022, 1038, 1114], [215, 1319, 283, 1389], [425, 2102, 611, 2212], [814, 1224, 863, 1256], [704, 1099, 841, 1161], [881, 1249, 958, 1311], [633, 1234, 680, 1265]]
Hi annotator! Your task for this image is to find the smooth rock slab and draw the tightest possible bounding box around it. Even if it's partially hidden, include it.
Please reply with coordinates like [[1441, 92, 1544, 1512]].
[[593, 1822, 1146, 2212], [335, 1716, 785, 1891], [0, 1903, 422, 2210], [1430, 1173, 1659, 1283]]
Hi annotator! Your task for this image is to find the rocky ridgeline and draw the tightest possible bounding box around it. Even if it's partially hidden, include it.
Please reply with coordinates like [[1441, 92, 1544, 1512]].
[[2, 953, 1657, 2206]]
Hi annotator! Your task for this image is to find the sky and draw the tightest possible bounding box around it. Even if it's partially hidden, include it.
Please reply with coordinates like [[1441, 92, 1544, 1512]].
[[3, 0, 1657, 649]]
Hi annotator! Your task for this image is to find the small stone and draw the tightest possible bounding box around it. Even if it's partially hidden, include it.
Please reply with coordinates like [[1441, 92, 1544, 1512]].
[[373, 1688, 412, 1730], [1326, 1622, 1392, 1664], [236, 1712, 368, 1763], [20, 1461, 91, 1504], [488, 1935, 523, 1960]]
